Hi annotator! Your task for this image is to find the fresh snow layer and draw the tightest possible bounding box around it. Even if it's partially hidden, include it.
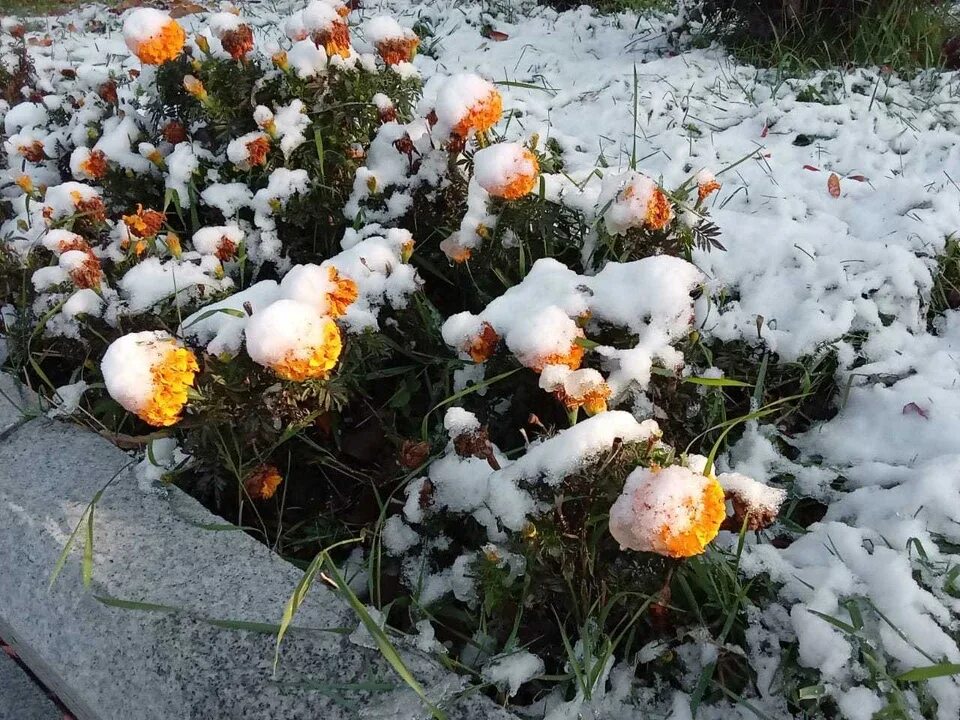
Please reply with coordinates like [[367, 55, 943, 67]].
[[6, 1, 960, 717]]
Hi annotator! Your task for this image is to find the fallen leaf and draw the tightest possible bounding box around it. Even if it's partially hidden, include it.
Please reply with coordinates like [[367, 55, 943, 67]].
[[482, 27, 509, 41], [848, 174, 868, 182], [169, 1, 208, 18], [827, 173, 841, 198], [902, 402, 930, 419], [760, 124, 769, 138], [803, 164, 820, 172]]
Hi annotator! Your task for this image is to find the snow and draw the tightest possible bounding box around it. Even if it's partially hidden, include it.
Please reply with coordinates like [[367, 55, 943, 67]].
[[122, 8, 174, 46], [482, 651, 545, 697], [7, 1, 960, 715], [101, 330, 176, 415], [118, 257, 232, 313], [244, 298, 331, 368]]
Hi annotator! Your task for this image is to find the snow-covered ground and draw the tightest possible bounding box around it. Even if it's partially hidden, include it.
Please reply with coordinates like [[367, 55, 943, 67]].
[[5, 1, 960, 717]]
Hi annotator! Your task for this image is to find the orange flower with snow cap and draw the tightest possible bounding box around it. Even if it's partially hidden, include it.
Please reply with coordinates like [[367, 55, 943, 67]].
[[365, 16, 419, 66], [245, 299, 342, 381], [207, 12, 255, 61], [695, 169, 721, 203], [600, 170, 674, 235], [303, 0, 351, 58], [609, 464, 725, 558], [540, 366, 611, 416], [102, 331, 200, 427], [70, 147, 108, 181], [435, 73, 502, 138], [279, 263, 359, 319], [473, 142, 540, 201], [123, 8, 186, 65]]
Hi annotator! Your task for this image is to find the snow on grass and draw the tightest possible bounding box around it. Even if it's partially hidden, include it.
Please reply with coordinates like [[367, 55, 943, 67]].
[[5, 0, 960, 717]]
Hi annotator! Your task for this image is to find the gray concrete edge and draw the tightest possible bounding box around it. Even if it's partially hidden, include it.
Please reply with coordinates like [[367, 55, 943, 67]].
[[0, 372, 518, 720]]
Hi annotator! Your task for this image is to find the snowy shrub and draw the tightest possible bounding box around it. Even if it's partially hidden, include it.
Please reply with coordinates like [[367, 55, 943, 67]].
[[0, 3, 855, 716]]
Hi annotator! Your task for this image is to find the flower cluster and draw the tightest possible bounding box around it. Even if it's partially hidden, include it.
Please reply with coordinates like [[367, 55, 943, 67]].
[[0, 4, 784, 708]]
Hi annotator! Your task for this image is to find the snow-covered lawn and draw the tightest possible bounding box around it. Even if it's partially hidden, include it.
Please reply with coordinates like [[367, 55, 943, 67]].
[[4, 1, 960, 718]]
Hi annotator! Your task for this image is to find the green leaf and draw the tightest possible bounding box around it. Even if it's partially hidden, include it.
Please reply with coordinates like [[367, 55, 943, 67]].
[[896, 663, 960, 683], [683, 376, 752, 387], [324, 556, 447, 720], [179, 306, 246, 330]]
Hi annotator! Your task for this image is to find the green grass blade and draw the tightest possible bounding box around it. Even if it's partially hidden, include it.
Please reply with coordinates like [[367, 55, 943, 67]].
[[895, 663, 960, 682], [324, 555, 447, 720]]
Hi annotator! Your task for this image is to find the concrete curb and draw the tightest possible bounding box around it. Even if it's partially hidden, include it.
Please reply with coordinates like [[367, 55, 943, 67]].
[[0, 373, 517, 720]]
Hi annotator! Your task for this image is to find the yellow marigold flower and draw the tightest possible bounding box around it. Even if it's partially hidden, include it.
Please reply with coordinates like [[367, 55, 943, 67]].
[[165, 232, 182, 258], [102, 331, 199, 428], [244, 464, 283, 501], [245, 299, 343, 381], [272, 51, 289, 70], [15, 175, 33, 194], [182, 74, 208, 101], [609, 465, 725, 558], [123, 204, 165, 239], [473, 143, 540, 201], [123, 8, 186, 65]]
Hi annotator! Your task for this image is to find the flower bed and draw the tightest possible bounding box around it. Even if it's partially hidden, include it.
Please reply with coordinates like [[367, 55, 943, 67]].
[[4, 1, 960, 718]]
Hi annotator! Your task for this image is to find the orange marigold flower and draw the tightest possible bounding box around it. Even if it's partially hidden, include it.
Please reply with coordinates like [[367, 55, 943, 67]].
[[376, 36, 419, 66], [452, 89, 502, 137], [696, 170, 721, 203], [244, 464, 284, 501], [465, 322, 499, 363], [644, 187, 673, 230], [123, 204, 165, 239], [245, 300, 343, 382], [245, 136, 270, 167], [19, 140, 45, 163], [71, 192, 106, 223], [325, 266, 358, 318], [529, 335, 585, 373], [313, 20, 351, 59], [162, 121, 187, 144], [439, 234, 472, 263], [221, 24, 254, 60], [540, 367, 610, 416], [609, 465, 725, 558], [63, 249, 103, 290], [123, 9, 186, 65], [473, 143, 540, 201], [80, 149, 108, 180], [102, 332, 199, 428]]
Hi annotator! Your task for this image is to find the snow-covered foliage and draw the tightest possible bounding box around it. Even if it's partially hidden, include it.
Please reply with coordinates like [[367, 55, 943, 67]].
[[3, 1, 960, 718]]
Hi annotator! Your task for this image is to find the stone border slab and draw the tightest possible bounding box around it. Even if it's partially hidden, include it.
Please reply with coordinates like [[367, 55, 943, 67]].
[[0, 374, 517, 720], [0, 649, 61, 720]]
